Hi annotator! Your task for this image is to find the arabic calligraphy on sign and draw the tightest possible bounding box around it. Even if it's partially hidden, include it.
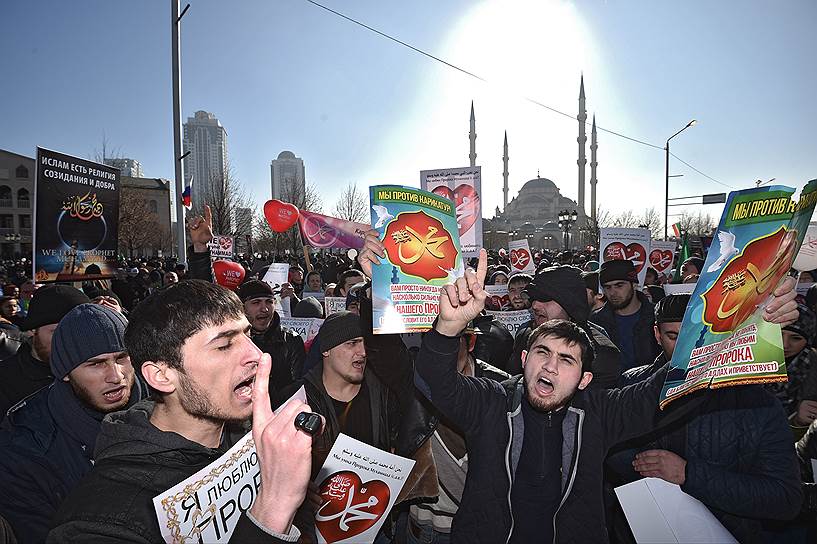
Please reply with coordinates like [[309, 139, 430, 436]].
[[383, 211, 456, 281], [62, 190, 104, 221]]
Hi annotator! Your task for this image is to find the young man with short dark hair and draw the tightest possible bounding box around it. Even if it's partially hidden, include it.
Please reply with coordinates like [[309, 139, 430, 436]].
[[49, 280, 315, 543]]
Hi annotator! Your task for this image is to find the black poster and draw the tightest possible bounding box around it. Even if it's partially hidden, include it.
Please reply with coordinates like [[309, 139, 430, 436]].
[[33, 147, 120, 282]]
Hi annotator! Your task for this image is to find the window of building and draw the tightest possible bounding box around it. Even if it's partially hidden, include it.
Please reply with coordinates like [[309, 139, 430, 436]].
[[19, 215, 31, 229], [15, 165, 29, 179], [149, 200, 158, 213], [0, 215, 13, 229], [0, 186, 11, 207], [17, 188, 30, 208]]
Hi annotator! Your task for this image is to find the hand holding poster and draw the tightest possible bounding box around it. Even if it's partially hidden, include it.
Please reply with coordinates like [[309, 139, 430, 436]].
[[314, 434, 415, 544], [34, 147, 120, 282], [648, 239, 677, 278], [208, 235, 235, 260], [659, 181, 817, 408], [508, 239, 536, 274], [369, 185, 462, 334], [600, 228, 651, 285], [420, 167, 482, 257]]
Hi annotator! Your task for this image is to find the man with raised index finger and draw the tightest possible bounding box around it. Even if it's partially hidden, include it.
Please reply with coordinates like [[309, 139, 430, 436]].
[[412, 250, 800, 544], [49, 280, 315, 543]]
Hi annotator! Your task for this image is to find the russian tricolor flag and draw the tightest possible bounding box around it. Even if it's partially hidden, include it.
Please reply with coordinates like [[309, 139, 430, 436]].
[[182, 176, 192, 209]]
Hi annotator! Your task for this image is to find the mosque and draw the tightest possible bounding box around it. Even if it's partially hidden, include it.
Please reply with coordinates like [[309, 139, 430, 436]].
[[479, 77, 598, 250]]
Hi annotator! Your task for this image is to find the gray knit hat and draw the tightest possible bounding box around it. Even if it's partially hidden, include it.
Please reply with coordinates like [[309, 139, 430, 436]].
[[320, 311, 363, 352], [50, 303, 128, 379]]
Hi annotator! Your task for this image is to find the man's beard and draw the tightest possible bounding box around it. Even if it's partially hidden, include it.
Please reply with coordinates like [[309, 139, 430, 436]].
[[524, 379, 575, 413], [178, 371, 240, 424], [608, 290, 634, 310], [32, 332, 50, 363], [70, 375, 134, 413]]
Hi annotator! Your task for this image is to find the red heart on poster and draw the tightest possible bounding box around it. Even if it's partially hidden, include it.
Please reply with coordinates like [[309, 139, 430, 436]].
[[263, 199, 299, 232], [431, 185, 480, 236], [649, 249, 673, 270], [213, 260, 245, 290], [488, 294, 512, 310], [315, 471, 390, 544], [604, 242, 646, 273], [510, 248, 531, 270]]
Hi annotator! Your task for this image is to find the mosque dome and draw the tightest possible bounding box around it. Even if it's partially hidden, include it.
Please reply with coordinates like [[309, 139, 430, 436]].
[[277, 150, 297, 159]]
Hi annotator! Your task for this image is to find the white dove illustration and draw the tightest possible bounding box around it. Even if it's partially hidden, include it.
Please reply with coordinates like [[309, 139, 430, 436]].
[[371, 204, 394, 228], [706, 231, 739, 273]]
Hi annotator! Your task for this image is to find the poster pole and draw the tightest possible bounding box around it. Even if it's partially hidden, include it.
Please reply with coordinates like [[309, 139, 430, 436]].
[[171, 0, 188, 261]]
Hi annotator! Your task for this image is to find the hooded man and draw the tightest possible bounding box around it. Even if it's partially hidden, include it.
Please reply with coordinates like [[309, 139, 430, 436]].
[[0, 304, 145, 543], [509, 265, 622, 389], [0, 285, 90, 418], [591, 259, 660, 371]]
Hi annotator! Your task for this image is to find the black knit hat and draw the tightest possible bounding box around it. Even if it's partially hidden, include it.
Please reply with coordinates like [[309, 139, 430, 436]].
[[525, 266, 589, 324], [682, 257, 705, 275], [50, 303, 128, 379], [655, 294, 691, 324], [599, 259, 638, 285], [582, 271, 600, 294], [320, 311, 363, 352], [20, 284, 90, 331], [236, 280, 274, 303], [294, 297, 324, 318]]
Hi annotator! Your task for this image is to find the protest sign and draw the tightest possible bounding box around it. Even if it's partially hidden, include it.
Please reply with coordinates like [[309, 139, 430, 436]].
[[508, 239, 535, 274], [420, 166, 482, 257], [648, 239, 677, 278], [660, 181, 817, 409], [261, 263, 289, 288], [599, 228, 651, 285], [153, 387, 306, 543], [208, 235, 234, 260], [663, 283, 695, 295], [33, 147, 120, 282], [298, 210, 368, 249], [793, 224, 817, 271], [280, 316, 323, 351], [486, 309, 532, 337], [324, 296, 347, 316], [303, 290, 326, 302], [615, 478, 737, 544], [485, 284, 510, 311], [314, 434, 415, 544], [369, 185, 462, 334]]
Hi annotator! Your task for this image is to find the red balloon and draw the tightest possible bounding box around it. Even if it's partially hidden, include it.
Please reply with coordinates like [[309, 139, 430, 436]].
[[213, 260, 245, 291], [264, 199, 300, 232]]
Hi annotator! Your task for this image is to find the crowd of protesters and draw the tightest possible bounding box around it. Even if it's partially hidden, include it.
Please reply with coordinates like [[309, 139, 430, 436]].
[[0, 205, 815, 543]]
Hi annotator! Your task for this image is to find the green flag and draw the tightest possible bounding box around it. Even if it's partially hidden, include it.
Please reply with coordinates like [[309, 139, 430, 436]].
[[673, 234, 690, 283]]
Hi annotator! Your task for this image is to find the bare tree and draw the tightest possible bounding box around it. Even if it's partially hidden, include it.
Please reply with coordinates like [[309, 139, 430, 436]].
[[275, 181, 325, 255], [333, 182, 368, 223], [640, 207, 664, 239], [677, 210, 716, 237], [118, 190, 166, 258], [91, 133, 124, 165], [193, 160, 255, 239], [610, 210, 639, 228]]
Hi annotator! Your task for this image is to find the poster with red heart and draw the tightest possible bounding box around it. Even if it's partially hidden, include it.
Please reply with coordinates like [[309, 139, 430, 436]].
[[208, 234, 235, 260], [648, 239, 677, 279], [314, 434, 415, 544], [420, 166, 483, 258], [599, 228, 651, 286], [508, 239, 536, 273], [485, 284, 511, 311]]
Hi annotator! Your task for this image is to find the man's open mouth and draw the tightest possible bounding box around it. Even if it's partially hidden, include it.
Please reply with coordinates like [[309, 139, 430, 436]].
[[103, 385, 127, 403], [351, 359, 365, 372], [234, 375, 256, 402], [535, 377, 554, 396]]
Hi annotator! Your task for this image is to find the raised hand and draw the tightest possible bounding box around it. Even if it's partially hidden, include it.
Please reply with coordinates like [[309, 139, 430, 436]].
[[435, 249, 487, 337], [188, 204, 214, 252], [249, 353, 313, 534], [763, 276, 799, 327], [357, 229, 385, 279]]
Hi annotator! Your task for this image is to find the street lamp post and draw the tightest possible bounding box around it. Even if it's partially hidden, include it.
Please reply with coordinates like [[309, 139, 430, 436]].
[[558, 209, 578, 251], [665, 119, 697, 240]]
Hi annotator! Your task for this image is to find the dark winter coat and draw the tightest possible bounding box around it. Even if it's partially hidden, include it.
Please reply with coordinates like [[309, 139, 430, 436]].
[[414, 328, 694, 544], [590, 291, 660, 372], [613, 356, 803, 544], [797, 419, 817, 515], [48, 401, 290, 543], [0, 342, 51, 421]]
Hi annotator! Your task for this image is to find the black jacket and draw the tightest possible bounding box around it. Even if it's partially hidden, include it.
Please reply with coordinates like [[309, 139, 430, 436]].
[[510, 321, 621, 390], [614, 357, 803, 544], [48, 401, 293, 543], [0, 342, 51, 420], [590, 291, 660, 372], [797, 419, 817, 515], [415, 329, 689, 544]]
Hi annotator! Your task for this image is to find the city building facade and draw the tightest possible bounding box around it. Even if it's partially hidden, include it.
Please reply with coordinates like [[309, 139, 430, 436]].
[[183, 110, 228, 209], [270, 150, 305, 201], [0, 149, 34, 259]]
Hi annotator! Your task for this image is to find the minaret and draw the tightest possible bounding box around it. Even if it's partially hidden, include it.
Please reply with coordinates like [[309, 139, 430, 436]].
[[577, 76, 587, 217], [502, 131, 509, 211], [590, 114, 598, 223], [469, 101, 477, 167]]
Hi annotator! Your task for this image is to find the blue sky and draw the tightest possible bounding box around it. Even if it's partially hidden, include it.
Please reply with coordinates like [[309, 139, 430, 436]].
[[2, 0, 814, 224]]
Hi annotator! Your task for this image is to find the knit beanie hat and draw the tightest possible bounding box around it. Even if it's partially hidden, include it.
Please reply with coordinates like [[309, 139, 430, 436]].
[[294, 297, 324, 318], [20, 284, 90, 331], [525, 266, 590, 324], [582, 271, 600, 294], [237, 280, 274, 302], [320, 311, 363, 352], [599, 259, 638, 285], [784, 304, 816, 346], [50, 303, 128, 379], [682, 257, 705, 275]]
